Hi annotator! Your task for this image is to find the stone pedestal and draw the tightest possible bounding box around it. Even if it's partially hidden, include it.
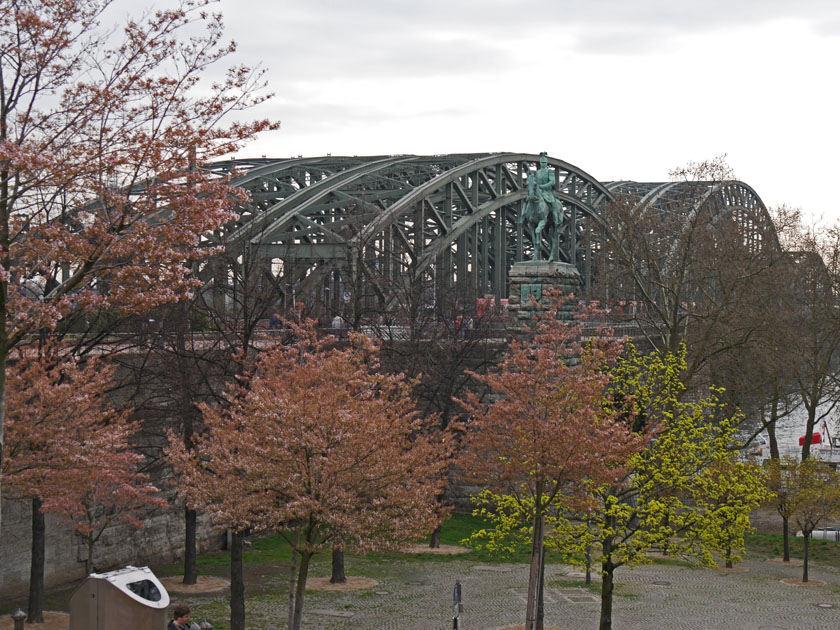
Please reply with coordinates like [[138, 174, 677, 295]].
[[507, 261, 581, 330]]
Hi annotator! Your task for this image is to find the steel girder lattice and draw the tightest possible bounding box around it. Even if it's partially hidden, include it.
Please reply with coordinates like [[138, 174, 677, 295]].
[[200, 153, 782, 318], [202, 153, 613, 316], [605, 180, 779, 255]]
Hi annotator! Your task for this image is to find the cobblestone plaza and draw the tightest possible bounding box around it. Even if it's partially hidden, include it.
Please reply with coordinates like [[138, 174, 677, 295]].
[[183, 555, 840, 630]]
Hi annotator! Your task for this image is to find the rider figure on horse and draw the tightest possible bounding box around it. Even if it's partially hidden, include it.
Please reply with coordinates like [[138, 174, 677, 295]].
[[520, 152, 565, 261]]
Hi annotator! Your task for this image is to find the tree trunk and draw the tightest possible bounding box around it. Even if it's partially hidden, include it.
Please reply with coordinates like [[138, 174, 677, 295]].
[[230, 531, 246, 630], [802, 533, 810, 583], [525, 508, 544, 630], [585, 544, 592, 585], [782, 517, 790, 562], [725, 547, 733, 569], [176, 295, 200, 587], [27, 498, 45, 623], [599, 561, 615, 630], [768, 396, 780, 460], [801, 403, 817, 460], [537, 544, 545, 630], [429, 524, 442, 549], [183, 507, 198, 585], [86, 536, 94, 575], [330, 548, 346, 584], [0, 346, 8, 531], [291, 551, 313, 630], [0, 148, 10, 533], [288, 531, 298, 630]]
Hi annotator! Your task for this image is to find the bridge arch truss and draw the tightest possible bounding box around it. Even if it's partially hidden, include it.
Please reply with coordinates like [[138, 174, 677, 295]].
[[205, 153, 613, 315], [604, 180, 779, 255]]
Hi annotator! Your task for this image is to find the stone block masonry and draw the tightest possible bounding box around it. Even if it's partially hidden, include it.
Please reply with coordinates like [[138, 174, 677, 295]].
[[507, 261, 582, 330], [0, 495, 224, 598]]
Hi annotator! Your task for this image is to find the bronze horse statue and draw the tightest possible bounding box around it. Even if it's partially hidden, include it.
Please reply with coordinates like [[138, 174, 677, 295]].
[[518, 175, 563, 262]]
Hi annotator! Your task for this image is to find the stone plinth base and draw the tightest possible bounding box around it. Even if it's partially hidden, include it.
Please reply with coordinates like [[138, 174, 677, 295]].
[[507, 261, 581, 330]]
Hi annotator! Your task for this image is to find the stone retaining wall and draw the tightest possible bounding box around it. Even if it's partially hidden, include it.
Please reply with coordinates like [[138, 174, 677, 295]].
[[0, 495, 223, 598]]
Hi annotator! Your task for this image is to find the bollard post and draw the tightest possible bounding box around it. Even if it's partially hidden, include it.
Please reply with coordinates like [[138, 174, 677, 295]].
[[452, 580, 463, 629], [11, 609, 26, 630]]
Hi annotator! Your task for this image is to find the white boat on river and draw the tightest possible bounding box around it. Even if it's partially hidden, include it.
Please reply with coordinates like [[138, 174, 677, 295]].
[[744, 405, 840, 466]]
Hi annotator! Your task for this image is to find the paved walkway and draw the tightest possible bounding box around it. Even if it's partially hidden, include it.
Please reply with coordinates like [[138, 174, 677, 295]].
[[186, 556, 840, 629]]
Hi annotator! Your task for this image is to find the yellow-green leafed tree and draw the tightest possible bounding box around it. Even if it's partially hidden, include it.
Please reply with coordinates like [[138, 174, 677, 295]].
[[790, 459, 840, 582], [458, 301, 646, 630], [692, 460, 771, 568], [765, 456, 803, 562], [463, 339, 768, 630], [583, 343, 767, 630]]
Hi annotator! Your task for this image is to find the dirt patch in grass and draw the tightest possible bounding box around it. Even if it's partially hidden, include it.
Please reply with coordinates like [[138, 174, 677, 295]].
[[160, 575, 230, 594], [402, 544, 470, 555], [306, 577, 377, 591], [0, 611, 68, 630]]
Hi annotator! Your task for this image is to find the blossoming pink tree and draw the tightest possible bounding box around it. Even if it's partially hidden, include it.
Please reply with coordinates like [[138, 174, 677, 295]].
[[459, 297, 647, 630], [168, 320, 451, 630], [0, 0, 277, 524], [3, 349, 164, 619]]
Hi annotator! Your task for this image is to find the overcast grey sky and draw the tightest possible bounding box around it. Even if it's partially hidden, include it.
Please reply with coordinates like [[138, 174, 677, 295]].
[[217, 0, 840, 221]]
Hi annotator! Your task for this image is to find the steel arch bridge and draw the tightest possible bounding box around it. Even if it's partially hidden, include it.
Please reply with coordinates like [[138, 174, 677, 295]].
[[202, 153, 612, 314], [201, 153, 779, 316], [605, 180, 779, 255]]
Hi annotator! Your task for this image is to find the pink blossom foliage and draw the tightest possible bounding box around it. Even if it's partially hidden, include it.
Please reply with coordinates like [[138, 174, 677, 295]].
[[168, 319, 451, 552], [3, 348, 164, 569]]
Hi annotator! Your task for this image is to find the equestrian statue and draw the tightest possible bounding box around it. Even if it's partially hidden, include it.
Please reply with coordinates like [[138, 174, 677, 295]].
[[518, 152, 565, 261]]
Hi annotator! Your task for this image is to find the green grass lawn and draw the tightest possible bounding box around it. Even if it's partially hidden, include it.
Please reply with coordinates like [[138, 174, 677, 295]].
[[182, 512, 582, 571], [745, 531, 840, 564], [151, 512, 490, 582], [173, 512, 796, 583]]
